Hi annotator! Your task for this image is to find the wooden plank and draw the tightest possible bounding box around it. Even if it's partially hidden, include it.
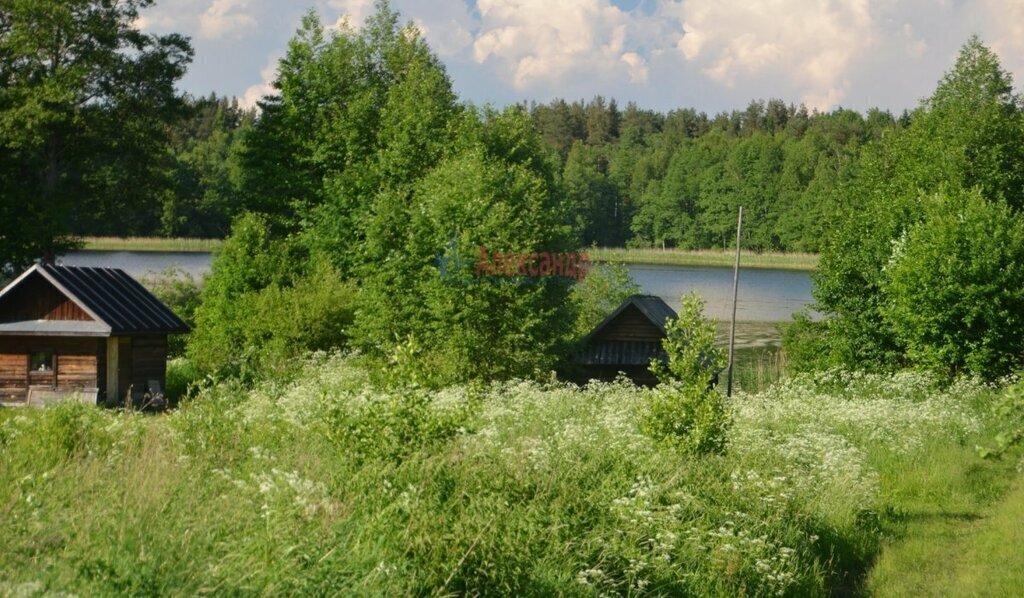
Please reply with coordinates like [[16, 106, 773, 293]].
[[0, 273, 92, 322], [106, 337, 119, 404]]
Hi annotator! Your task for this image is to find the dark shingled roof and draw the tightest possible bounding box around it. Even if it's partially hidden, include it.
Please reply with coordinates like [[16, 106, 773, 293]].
[[0, 264, 189, 335]]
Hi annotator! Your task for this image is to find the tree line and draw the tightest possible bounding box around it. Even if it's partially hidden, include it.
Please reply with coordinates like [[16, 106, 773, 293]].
[[1, 0, 903, 273], [118, 92, 905, 254]]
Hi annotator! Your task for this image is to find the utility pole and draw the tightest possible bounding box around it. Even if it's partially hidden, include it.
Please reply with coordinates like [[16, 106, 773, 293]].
[[726, 206, 743, 397]]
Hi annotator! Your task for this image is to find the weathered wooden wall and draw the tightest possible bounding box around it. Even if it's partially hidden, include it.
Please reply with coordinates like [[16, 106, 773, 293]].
[[0, 337, 102, 403], [0, 353, 29, 401], [593, 305, 665, 342], [0, 274, 92, 322]]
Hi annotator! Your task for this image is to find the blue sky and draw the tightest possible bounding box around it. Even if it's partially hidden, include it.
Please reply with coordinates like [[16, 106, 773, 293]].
[[137, 0, 1024, 114]]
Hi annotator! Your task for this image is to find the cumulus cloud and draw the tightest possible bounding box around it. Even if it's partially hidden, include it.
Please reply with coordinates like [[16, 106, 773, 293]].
[[325, 0, 375, 28], [470, 0, 657, 90], [157, 0, 1024, 115], [199, 0, 257, 39], [978, 0, 1024, 83], [239, 56, 279, 110], [671, 0, 875, 109]]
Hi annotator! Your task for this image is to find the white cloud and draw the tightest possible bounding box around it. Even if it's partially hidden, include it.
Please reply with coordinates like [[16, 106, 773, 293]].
[[673, 0, 875, 109], [470, 0, 657, 90], [414, 17, 474, 57], [326, 0, 375, 28], [199, 0, 257, 40], [978, 0, 1024, 84], [621, 52, 648, 84], [165, 0, 1024, 116], [239, 55, 279, 110], [902, 24, 928, 58]]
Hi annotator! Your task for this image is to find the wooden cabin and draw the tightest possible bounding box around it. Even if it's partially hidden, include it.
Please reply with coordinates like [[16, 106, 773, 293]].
[[0, 264, 189, 407], [574, 294, 677, 386]]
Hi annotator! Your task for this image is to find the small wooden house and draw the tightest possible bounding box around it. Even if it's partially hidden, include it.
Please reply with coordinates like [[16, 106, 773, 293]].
[[575, 294, 677, 386], [0, 264, 189, 407]]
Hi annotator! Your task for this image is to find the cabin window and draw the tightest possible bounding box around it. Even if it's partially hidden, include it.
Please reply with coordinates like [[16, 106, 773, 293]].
[[28, 351, 56, 387], [30, 351, 54, 373]]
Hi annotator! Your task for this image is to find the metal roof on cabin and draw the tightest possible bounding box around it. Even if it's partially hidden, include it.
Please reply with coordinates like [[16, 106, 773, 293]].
[[0, 264, 190, 335], [578, 340, 667, 366], [583, 294, 677, 343], [575, 295, 677, 367]]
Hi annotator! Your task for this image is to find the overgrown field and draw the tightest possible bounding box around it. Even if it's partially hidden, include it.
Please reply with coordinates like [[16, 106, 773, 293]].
[[0, 355, 1017, 595]]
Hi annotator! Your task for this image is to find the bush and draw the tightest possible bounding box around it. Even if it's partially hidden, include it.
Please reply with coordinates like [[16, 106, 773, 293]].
[[140, 268, 202, 358], [979, 379, 1024, 460], [880, 189, 1024, 379], [642, 380, 729, 454], [645, 293, 729, 454], [188, 214, 356, 379]]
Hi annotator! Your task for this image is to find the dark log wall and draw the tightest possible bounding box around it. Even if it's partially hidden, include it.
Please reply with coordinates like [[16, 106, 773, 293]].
[[131, 335, 168, 396], [0, 274, 92, 322], [593, 305, 665, 342], [0, 337, 102, 403]]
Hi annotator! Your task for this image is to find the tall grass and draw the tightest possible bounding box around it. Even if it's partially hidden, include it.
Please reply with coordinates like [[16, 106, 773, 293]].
[[590, 247, 819, 271], [79, 237, 223, 253], [0, 355, 1010, 595]]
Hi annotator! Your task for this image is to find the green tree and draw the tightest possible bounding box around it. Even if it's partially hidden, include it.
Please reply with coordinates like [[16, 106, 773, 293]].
[[644, 293, 728, 455], [353, 108, 575, 385], [0, 0, 192, 271], [187, 214, 354, 377], [807, 37, 1024, 374], [881, 189, 1024, 378], [563, 142, 622, 245], [569, 262, 640, 338], [163, 95, 252, 237]]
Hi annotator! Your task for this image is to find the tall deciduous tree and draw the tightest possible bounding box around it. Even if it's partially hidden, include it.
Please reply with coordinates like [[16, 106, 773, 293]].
[[0, 0, 192, 273], [808, 36, 1024, 375]]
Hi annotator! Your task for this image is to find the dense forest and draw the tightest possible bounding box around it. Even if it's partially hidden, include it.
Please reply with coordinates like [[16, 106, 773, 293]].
[[54, 91, 897, 252], [1, 0, 902, 259]]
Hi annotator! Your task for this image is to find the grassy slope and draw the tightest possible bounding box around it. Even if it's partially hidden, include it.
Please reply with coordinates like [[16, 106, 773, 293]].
[[590, 247, 819, 271], [0, 361, 1013, 595], [79, 237, 223, 253], [867, 452, 1024, 596]]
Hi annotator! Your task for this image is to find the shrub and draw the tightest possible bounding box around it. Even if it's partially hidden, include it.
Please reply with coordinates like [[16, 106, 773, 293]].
[[644, 293, 729, 454], [880, 189, 1024, 379], [979, 379, 1024, 460], [642, 380, 729, 454], [188, 214, 355, 379], [140, 267, 202, 358]]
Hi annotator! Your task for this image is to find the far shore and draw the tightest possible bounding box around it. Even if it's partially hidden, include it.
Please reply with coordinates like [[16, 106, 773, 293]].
[[589, 247, 818, 271], [77, 238, 819, 271], [79, 236, 224, 253]]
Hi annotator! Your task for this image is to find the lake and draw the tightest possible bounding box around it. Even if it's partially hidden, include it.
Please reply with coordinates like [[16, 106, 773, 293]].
[[61, 250, 213, 279], [59, 251, 815, 346], [625, 263, 814, 322]]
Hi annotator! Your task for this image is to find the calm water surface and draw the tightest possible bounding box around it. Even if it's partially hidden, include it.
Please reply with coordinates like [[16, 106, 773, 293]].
[[61, 251, 212, 279], [58, 252, 814, 345], [625, 263, 814, 322]]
